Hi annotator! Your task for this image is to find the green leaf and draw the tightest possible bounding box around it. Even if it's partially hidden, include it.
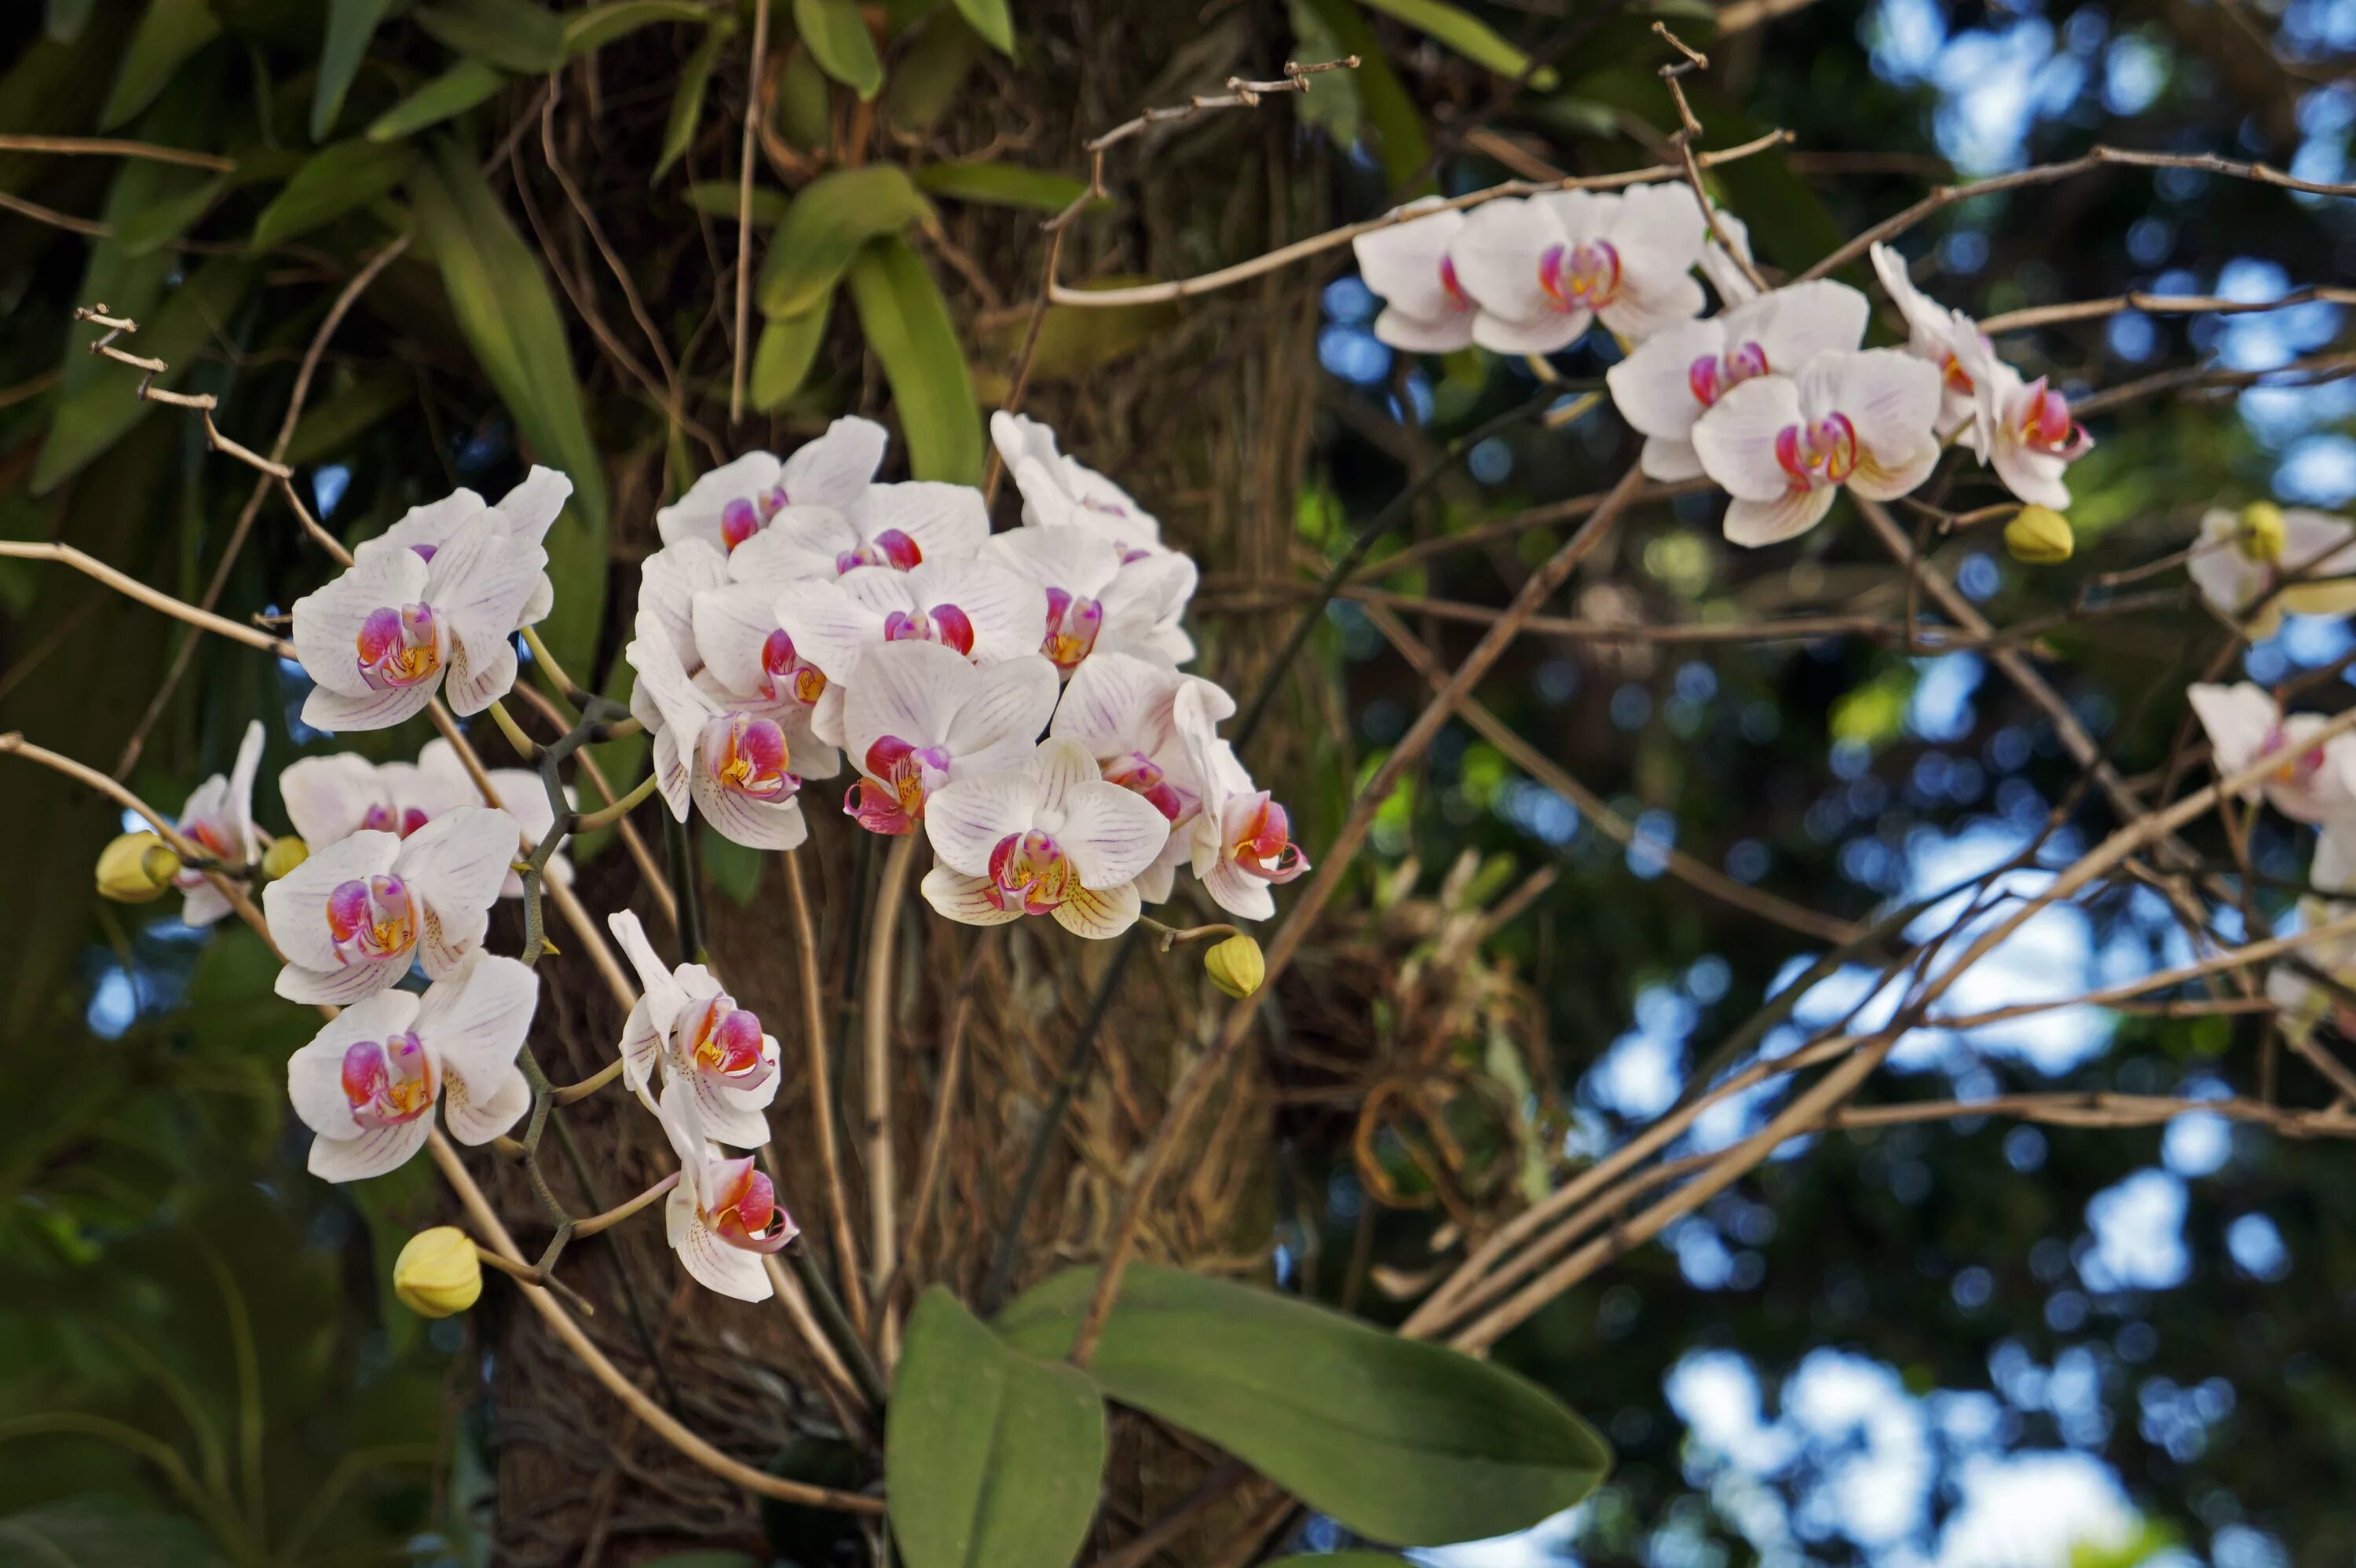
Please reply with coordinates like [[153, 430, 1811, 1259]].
[[1355, 0, 1557, 88], [775, 41, 836, 147], [366, 57, 507, 142], [566, 0, 715, 53], [283, 365, 415, 466], [1303, 0, 1429, 190], [847, 237, 982, 485], [889, 1288, 1104, 1568], [0, 1497, 224, 1567], [408, 136, 610, 678], [313, 0, 397, 140], [116, 174, 228, 255], [913, 160, 1088, 213], [752, 296, 832, 411], [700, 825, 763, 905], [415, 0, 569, 73], [1289, 0, 1361, 147], [996, 1266, 1612, 1548], [251, 139, 412, 250], [950, 0, 1012, 56], [102, 0, 224, 129], [46, 0, 98, 42], [686, 180, 789, 225], [886, 13, 981, 136], [655, 17, 734, 182], [793, 0, 884, 100], [757, 166, 935, 319]]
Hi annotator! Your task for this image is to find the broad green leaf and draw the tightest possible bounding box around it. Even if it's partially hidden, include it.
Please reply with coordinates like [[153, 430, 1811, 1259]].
[[1304, 0, 1429, 190], [775, 42, 835, 148], [996, 1266, 1612, 1548], [890, 1288, 1104, 1568], [415, 0, 569, 72], [408, 136, 610, 678], [313, 0, 397, 140], [655, 17, 734, 182], [251, 139, 412, 250], [913, 160, 1088, 213], [882, 0, 944, 33], [367, 57, 507, 142], [566, 0, 715, 53], [1289, 0, 1362, 147], [885, 13, 981, 136], [1355, 0, 1558, 88], [0, 1497, 224, 1567], [283, 365, 415, 466], [951, 0, 1012, 56], [757, 166, 935, 319], [793, 0, 884, 100], [686, 180, 789, 225], [701, 825, 763, 905], [101, 0, 223, 129], [847, 237, 982, 485], [116, 174, 227, 255], [751, 295, 832, 411], [46, 0, 98, 42]]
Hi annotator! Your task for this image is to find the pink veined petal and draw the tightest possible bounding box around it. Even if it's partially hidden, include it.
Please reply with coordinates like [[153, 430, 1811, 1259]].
[[441, 1062, 531, 1145], [1449, 198, 1566, 336], [398, 806, 521, 968], [845, 639, 970, 768], [609, 911, 689, 1034], [982, 524, 1121, 597], [670, 1068, 771, 1150], [852, 481, 989, 565], [774, 578, 888, 683], [1691, 375, 1808, 502], [1722, 488, 1838, 548], [1803, 348, 1941, 461], [920, 865, 1027, 927], [1030, 736, 1106, 823], [1606, 318, 1729, 440], [180, 881, 234, 929], [1374, 307, 1477, 353], [948, 655, 1062, 774], [912, 559, 1048, 666], [279, 753, 382, 848], [1052, 777, 1175, 889], [693, 581, 792, 697], [1198, 853, 1278, 921], [1640, 435, 1708, 483], [307, 1117, 434, 1182], [628, 609, 726, 743], [730, 505, 854, 583], [1604, 181, 1708, 275], [301, 681, 439, 734], [1099, 550, 1197, 630], [276, 952, 409, 1006], [1749, 280, 1873, 368], [354, 488, 488, 567], [1352, 199, 1466, 322], [640, 539, 734, 665], [1053, 880, 1143, 939], [292, 550, 430, 698], [656, 452, 784, 550], [1595, 271, 1707, 343], [287, 992, 420, 1138], [2186, 682, 2280, 782], [263, 831, 401, 970], [693, 773, 811, 851], [1846, 430, 1942, 503], [925, 770, 1044, 876], [1988, 439, 2072, 509], [1051, 652, 1175, 758], [492, 466, 572, 545], [426, 512, 549, 641], [779, 415, 888, 511], [414, 951, 539, 1088], [1470, 304, 1590, 355], [441, 626, 518, 716], [671, 1201, 776, 1299]]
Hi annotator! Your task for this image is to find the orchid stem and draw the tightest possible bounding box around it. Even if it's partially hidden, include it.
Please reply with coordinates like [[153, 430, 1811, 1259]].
[[665, 810, 707, 963], [788, 1238, 891, 1412], [572, 770, 659, 832]]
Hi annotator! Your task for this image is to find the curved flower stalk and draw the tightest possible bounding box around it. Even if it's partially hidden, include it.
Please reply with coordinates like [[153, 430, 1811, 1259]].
[[353, 466, 573, 627], [920, 736, 1173, 938], [654, 415, 888, 554], [2190, 504, 2356, 640], [291, 511, 548, 729], [1606, 280, 1871, 483], [1869, 242, 1985, 434], [1954, 332, 2094, 508], [262, 805, 520, 1003], [717, 480, 990, 583], [992, 413, 1167, 558], [280, 738, 565, 896], [838, 640, 1059, 835], [609, 911, 780, 1148], [1177, 683, 1312, 921], [285, 951, 537, 1179], [1690, 348, 1943, 546], [982, 525, 1196, 674], [657, 1091, 796, 1301], [171, 718, 264, 927], [627, 609, 810, 851], [1349, 197, 1478, 353], [1451, 183, 1708, 353], [1048, 652, 1232, 902], [2189, 682, 2356, 824]]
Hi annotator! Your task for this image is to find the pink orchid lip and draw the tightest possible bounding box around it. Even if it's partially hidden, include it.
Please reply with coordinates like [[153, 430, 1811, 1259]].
[[1042, 587, 1105, 671], [881, 604, 977, 656], [342, 1029, 435, 1128], [361, 803, 431, 837], [759, 628, 828, 707], [356, 602, 444, 691], [681, 995, 777, 1092], [1107, 751, 1194, 823], [704, 712, 796, 802], [846, 735, 952, 835], [1439, 253, 1472, 310], [1230, 794, 1311, 884], [986, 828, 1079, 916], [835, 528, 924, 575], [719, 497, 763, 552], [326, 873, 418, 966], [1538, 238, 1623, 311], [1688, 341, 1770, 408], [2018, 378, 2093, 459], [410, 543, 437, 562], [1773, 412, 1860, 492], [708, 1157, 796, 1253]]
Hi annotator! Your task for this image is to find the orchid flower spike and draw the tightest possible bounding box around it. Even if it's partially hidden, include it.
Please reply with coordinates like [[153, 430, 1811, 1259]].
[[990, 413, 1166, 558], [262, 806, 520, 1003], [1606, 280, 1870, 483], [1349, 197, 1478, 353], [1176, 685, 1312, 921], [657, 1091, 796, 1301], [609, 911, 781, 1149], [1690, 349, 1943, 547], [292, 512, 547, 730], [1868, 243, 1987, 436], [920, 736, 1174, 938], [653, 416, 887, 555], [982, 525, 1196, 674], [840, 640, 1059, 835], [2189, 504, 2356, 641], [2188, 682, 2356, 824], [627, 609, 810, 851], [354, 467, 573, 627], [280, 738, 565, 897], [286, 951, 537, 1180], [1049, 652, 1233, 903], [719, 480, 991, 584], [171, 719, 264, 927], [1451, 183, 1708, 354]]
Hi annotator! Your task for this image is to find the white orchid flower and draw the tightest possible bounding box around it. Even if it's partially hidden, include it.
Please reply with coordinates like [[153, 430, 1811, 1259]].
[[685, 580, 842, 780], [990, 412, 1166, 558], [2267, 895, 2356, 1047], [920, 736, 1173, 939], [171, 719, 264, 927], [2189, 682, 2356, 824], [1048, 653, 1232, 903], [653, 416, 888, 554], [1697, 207, 1760, 306], [609, 910, 780, 1149], [1451, 184, 1708, 354], [627, 609, 810, 852], [1605, 280, 1870, 483], [262, 805, 519, 1003], [292, 512, 547, 730], [982, 525, 1196, 674], [723, 481, 992, 583], [2189, 506, 2356, 641], [840, 640, 1059, 836], [774, 559, 1045, 688], [1175, 695, 1312, 921], [285, 950, 536, 1181], [1868, 243, 1988, 435], [354, 466, 572, 627], [1951, 333, 2094, 509], [1349, 197, 1478, 353], [657, 1090, 796, 1302], [1690, 349, 1942, 547], [280, 738, 565, 897]]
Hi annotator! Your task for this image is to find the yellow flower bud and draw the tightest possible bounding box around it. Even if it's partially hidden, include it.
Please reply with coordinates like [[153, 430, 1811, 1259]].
[[1204, 934, 1266, 1000], [95, 831, 181, 903], [2237, 500, 2288, 564], [2003, 505, 2073, 565], [393, 1227, 483, 1318], [260, 835, 309, 881]]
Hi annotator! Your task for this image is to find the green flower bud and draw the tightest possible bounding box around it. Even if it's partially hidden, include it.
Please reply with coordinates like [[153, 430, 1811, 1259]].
[[2237, 500, 2288, 564], [95, 832, 181, 903], [393, 1227, 483, 1318], [260, 835, 309, 881], [2004, 505, 2074, 565], [1204, 934, 1266, 1000]]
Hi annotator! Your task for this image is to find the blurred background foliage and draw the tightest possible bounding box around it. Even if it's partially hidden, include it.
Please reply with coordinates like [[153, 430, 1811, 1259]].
[[4, 0, 2356, 1563]]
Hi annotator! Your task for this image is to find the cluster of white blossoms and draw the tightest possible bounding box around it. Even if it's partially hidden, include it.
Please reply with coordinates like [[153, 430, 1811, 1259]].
[[1350, 185, 2096, 545]]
